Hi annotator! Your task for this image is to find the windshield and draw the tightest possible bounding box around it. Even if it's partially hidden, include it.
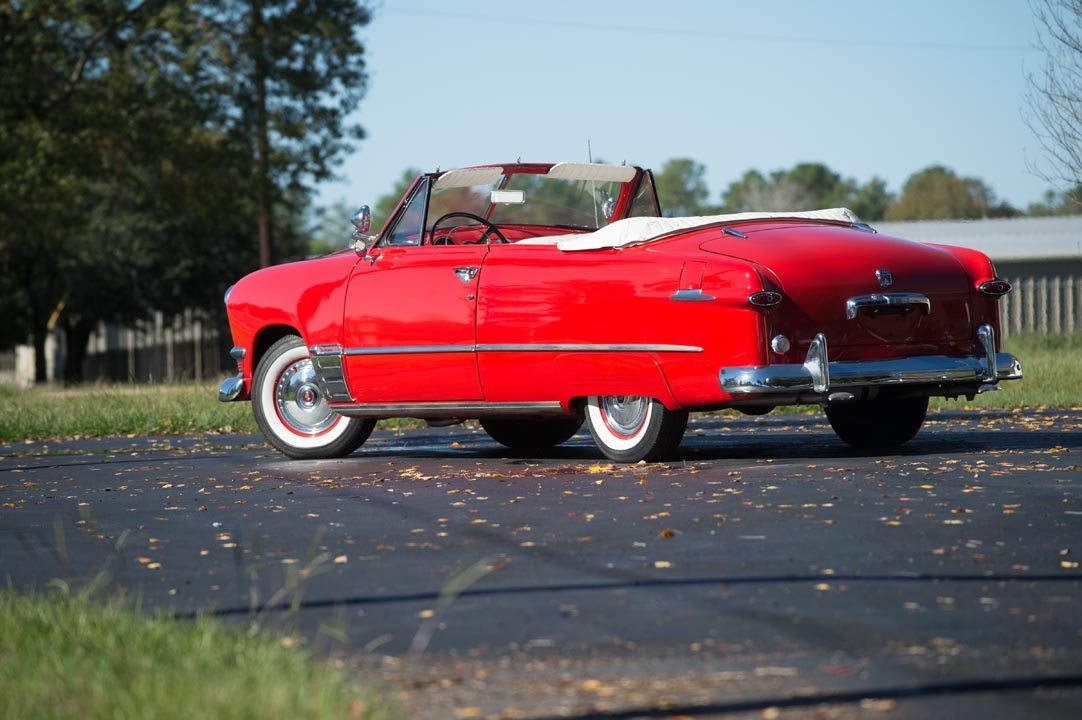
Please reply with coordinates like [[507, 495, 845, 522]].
[[426, 171, 631, 232]]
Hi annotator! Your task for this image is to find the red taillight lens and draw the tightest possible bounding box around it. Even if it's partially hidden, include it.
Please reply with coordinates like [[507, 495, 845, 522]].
[[978, 279, 1012, 297], [748, 291, 783, 307]]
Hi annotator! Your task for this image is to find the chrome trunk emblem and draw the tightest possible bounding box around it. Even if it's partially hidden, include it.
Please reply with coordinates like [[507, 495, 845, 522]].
[[875, 269, 893, 287]]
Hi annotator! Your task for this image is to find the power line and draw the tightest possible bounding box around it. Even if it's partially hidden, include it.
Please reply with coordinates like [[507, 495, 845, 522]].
[[383, 5, 1038, 54]]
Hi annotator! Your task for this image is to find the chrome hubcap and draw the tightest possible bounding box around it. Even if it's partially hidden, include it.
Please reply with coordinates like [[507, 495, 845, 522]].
[[600, 396, 649, 436], [275, 358, 337, 435]]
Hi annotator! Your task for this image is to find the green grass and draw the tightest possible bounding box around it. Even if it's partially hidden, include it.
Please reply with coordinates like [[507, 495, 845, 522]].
[[0, 382, 259, 442], [0, 333, 1077, 443], [929, 333, 1082, 410], [0, 590, 393, 720]]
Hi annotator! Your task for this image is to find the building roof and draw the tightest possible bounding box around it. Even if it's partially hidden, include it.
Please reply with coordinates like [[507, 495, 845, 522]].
[[874, 215, 1082, 261]]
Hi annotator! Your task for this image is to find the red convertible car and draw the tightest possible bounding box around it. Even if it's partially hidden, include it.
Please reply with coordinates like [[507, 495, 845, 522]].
[[219, 162, 1022, 462]]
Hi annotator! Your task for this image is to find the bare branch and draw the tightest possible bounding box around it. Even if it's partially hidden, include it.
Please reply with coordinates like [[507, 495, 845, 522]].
[[1024, 0, 1082, 190]]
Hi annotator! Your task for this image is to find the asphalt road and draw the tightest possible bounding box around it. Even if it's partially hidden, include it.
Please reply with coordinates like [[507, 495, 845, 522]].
[[2, 408, 1081, 719]]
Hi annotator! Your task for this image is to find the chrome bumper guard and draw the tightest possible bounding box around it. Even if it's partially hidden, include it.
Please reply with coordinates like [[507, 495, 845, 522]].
[[720, 324, 1022, 397], [218, 374, 245, 402]]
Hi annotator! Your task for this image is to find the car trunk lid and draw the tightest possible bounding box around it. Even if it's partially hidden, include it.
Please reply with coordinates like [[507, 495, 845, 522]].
[[699, 223, 975, 358]]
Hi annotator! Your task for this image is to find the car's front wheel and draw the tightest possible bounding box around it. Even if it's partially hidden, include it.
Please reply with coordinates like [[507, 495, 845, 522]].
[[252, 336, 375, 459], [825, 396, 928, 449], [585, 395, 688, 463], [479, 416, 583, 451]]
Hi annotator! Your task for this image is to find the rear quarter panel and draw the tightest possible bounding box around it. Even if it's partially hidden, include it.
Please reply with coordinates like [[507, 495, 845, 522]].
[[476, 241, 765, 409]]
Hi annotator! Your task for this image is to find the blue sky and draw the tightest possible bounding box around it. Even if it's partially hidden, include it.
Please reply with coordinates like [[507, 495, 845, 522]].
[[316, 0, 1054, 215]]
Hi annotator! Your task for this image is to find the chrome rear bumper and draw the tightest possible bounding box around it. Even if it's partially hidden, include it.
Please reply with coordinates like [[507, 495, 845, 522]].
[[720, 324, 1022, 398]]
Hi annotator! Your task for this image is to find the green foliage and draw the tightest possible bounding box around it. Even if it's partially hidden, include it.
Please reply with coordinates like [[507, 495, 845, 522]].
[[373, 168, 421, 233], [885, 165, 1019, 220], [0, 2, 370, 379], [0, 590, 393, 720], [1026, 184, 1082, 215], [719, 162, 894, 220], [654, 158, 713, 216]]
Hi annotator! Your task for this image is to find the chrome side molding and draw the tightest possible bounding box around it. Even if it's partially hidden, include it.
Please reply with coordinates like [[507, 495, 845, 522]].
[[332, 401, 566, 419], [846, 293, 930, 320]]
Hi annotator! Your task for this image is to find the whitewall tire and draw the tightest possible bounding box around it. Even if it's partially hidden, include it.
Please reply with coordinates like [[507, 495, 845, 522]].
[[251, 336, 374, 459], [585, 395, 688, 463]]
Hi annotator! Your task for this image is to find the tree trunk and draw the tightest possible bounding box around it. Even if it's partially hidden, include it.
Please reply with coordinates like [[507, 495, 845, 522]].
[[252, 0, 273, 268], [32, 327, 48, 384], [62, 317, 92, 384]]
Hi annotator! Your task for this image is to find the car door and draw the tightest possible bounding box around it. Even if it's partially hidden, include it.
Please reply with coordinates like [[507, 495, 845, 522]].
[[341, 179, 487, 403]]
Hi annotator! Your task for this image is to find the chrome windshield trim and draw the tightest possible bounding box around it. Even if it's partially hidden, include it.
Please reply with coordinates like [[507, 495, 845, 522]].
[[475, 343, 703, 353], [344, 345, 475, 356], [331, 401, 566, 419], [846, 293, 931, 320]]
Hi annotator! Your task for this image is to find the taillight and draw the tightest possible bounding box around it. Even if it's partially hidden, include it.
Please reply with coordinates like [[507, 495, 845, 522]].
[[748, 291, 783, 307], [978, 279, 1012, 297]]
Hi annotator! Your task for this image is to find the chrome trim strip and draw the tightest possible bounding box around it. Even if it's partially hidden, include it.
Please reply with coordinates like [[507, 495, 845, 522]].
[[723, 227, 748, 239], [846, 292, 930, 320], [721, 352, 1023, 395], [670, 289, 716, 302], [344, 345, 475, 356], [475, 343, 703, 353], [331, 401, 566, 419], [338, 343, 704, 355], [218, 374, 245, 402], [229, 346, 246, 361], [310, 343, 344, 356]]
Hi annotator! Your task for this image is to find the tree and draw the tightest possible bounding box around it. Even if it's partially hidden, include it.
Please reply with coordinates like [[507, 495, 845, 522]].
[[719, 162, 893, 220], [0, 2, 370, 381], [373, 168, 421, 231], [193, 1, 372, 267], [1026, 184, 1082, 215], [654, 158, 713, 216], [884, 165, 1017, 220], [1024, 0, 1081, 200]]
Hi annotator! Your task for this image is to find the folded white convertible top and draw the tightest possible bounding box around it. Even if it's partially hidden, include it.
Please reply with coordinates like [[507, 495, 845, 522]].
[[517, 208, 861, 251]]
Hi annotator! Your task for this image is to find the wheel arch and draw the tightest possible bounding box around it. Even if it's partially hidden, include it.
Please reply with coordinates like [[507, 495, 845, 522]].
[[252, 324, 303, 374]]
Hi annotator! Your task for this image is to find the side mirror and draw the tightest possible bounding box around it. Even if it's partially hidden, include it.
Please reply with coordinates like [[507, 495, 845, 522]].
[[350, 205, 371, 234], [349, 205, 375, 253]]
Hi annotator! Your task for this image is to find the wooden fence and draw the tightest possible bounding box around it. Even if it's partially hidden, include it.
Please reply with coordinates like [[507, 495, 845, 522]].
[[1000, 275, 1081, 337], [81, 310, 232, 382]]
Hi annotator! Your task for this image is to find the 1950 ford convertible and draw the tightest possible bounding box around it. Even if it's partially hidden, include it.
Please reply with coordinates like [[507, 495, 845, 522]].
[[218, 162, 1022, 462]]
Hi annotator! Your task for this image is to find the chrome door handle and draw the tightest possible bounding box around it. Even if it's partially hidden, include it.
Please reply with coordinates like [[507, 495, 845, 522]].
[[454, 266, 479, 283]]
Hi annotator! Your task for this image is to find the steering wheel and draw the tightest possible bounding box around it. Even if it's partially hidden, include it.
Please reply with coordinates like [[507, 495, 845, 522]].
[[428, 212, 508, 245]]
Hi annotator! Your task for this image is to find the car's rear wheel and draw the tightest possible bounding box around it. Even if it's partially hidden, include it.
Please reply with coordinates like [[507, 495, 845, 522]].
[[479, 416, 583, 451], [825, 396, 928, 449], [252, 336, 375, 459], [585, 395, 688, 463]]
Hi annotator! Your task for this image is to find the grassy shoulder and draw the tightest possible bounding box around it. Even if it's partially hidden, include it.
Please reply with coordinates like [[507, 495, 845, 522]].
[[0, 334, 1077, 443], [0, 590, 392, 720]]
